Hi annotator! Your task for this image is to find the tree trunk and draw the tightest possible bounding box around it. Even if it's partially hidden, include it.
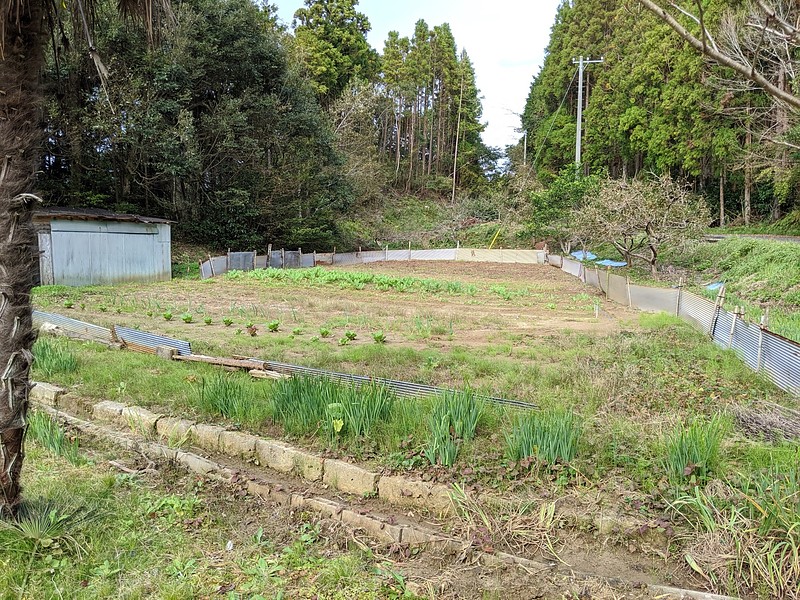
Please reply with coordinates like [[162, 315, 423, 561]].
[[1, 1, 44, 517], [743, 128, 752, 225], [719, 170, 725, 227]]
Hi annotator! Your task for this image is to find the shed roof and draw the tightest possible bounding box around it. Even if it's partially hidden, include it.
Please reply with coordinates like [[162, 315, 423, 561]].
[[34, 207, 173, 225]]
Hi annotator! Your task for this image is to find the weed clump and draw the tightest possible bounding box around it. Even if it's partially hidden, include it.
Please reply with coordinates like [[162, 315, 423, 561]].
[[505, 409, 581, 465], [32, 338, 78, 378], [662, 414, 727, 484], [195, 374, 270, 426], [424, 390, 483, 467]]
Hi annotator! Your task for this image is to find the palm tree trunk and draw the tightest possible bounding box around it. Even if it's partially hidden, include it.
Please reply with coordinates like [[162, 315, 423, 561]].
[[1, 0, 45, 517]]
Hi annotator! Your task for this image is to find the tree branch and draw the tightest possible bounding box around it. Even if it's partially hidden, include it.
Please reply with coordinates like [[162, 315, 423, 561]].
[[639, 0, 800, 109]]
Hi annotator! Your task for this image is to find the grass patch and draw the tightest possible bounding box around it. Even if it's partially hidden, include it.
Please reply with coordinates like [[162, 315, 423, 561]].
[[195, 373, 271, 426], [32, 337, 78, 378], [26, 411, 85, 466], [505, 408, 582, 465], [662, 414, 727, 485]]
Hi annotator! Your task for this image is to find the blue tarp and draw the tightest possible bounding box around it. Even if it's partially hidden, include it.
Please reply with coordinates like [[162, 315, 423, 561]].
[[706, 282, 724, 291], [571, 250, 597, 261], [596, 259, 627, 267]]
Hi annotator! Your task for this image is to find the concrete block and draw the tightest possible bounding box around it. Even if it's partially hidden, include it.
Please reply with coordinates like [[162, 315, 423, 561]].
[[246, 480, 272, 498], [54, 393, 85, 416], [323, 459, 379, 496], [155, 417, 196, 445], [255, 440, 323, 481], [175, 451, 217, 476], [93, 401, 126, 424], [378, 475, 433, 504], [121, 406, 162, 433], [192, 424, 226, 451], [219, 431, 258, 459], [304, 497, 344, 521], [400, 526, 437, 546], [340, 510, 402, 544], [155, 345, 176, 360], [30, 382, 64, 406]]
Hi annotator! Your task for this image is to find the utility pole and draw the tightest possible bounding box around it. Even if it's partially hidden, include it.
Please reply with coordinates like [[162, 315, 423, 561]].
[[572, 55, 603, 171]]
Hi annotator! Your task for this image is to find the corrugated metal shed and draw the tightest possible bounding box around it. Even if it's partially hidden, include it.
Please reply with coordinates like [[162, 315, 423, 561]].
[[34, 209, 172, 286]]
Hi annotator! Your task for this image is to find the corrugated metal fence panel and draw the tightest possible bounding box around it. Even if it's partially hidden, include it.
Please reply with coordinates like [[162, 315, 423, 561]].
[[561, 257, 582, 277], [386, 250, 411, 261], [499, 249, 541, 264], [200, 260, 214, 279], [712, 309, 735, 348], [584, 268, 600, 288], [284, 251, 302, 268], [679, 291, 716, 334], [547, 254, 563, 267], [314, 253, 333, 265], [629, 284, 678, 314], [210, 256, 227, 276], [410, 249, 457, 261], [255, 255, 268, 269], [360, 251, 385, 263], [269, 251, 283, 268], [456, 248, 497, 262], [607, 273, 628, 305], [730, 319, 761, 371], [33, 310, 113, 344], [332, 252, 361, 265], [227, 252, 255, 271], [300, 253, 315, 268], [113, 325, 192, 356], [761, 332, 800, 395]]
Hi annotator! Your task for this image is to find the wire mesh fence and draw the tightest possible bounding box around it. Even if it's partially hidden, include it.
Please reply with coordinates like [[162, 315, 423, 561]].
[[557, 259, 800, 396]]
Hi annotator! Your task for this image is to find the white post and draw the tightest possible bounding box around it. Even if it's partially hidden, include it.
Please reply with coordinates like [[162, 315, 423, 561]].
[[675, 277, 683, 317]]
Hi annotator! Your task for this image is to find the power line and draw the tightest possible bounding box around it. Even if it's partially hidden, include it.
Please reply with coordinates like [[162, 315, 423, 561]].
[[531, 68, 579, 171]]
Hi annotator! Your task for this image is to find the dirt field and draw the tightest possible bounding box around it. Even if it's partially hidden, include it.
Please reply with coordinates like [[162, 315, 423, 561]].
[[36, 262, 640, 398]]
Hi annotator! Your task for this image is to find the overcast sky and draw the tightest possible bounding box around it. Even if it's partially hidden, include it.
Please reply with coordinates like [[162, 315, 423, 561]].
[[273, 0, 562, 150]]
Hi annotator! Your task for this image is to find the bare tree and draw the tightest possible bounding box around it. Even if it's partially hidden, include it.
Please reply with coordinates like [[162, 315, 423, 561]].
[[638, 0, 800, 109], [575, 175, 710, 276]]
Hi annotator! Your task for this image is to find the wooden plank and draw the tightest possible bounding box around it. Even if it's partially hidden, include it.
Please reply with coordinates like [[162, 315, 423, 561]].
[[249, 369, 289, 380], [173, 354, 265, 370]]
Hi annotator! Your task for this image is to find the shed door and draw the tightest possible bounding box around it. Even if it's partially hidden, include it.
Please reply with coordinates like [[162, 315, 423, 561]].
[[38, 232, 54, 286]]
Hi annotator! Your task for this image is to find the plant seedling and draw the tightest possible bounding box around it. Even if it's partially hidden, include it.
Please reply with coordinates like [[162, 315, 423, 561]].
[[163, 311, 173, 321], [344, 330, 357, 341], [292, 327, 303, 336], [338, 337, 350, 346], [267, 320, 280, 332], [223, 317, 233, 327], [181, 313, 193, 323], [319, 327, 331, 338], [63, 300, 74, 309], [204, 316, 212, 325], [372, 331, 387, 344], [79, 302, 86, 310], [99, 305, 108, 313], [246, 324, 259, 337]]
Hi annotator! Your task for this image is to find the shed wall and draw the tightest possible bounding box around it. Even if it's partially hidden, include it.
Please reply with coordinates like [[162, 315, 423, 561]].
[[49, 219, 171, 286]]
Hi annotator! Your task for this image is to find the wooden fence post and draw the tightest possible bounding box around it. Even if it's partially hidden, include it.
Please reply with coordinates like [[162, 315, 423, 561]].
[[709, 285, 725, 338], [626, 276, 632, 308], [675, 277, 683, 317]]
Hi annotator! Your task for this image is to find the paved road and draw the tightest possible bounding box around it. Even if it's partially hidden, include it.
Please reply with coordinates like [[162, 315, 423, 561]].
[[704, 233, 800, 244]]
